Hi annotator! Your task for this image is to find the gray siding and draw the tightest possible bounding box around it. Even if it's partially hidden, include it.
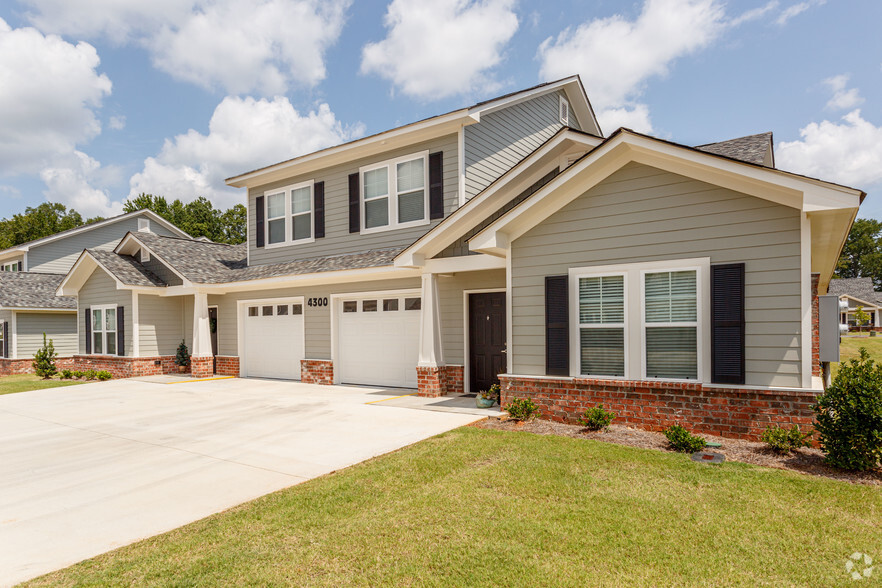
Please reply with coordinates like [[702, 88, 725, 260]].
[[137, 294, 185, 356], [248, 135, 458, 267], [510, 162, 803, 388], [16, 312, 77, 357], [77, 268, 133, 355], [28, 217, 180, 274], [141, 255, 183, 286], [438, 270, 506, 365], [464, 90, 566, 200]]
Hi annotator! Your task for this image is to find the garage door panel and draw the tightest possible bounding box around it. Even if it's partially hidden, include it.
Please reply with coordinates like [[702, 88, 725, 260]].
[[242, 301, 304, 380]]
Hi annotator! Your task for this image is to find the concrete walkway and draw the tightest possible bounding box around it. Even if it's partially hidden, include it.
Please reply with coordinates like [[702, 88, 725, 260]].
[[0, 378, 482, 586]]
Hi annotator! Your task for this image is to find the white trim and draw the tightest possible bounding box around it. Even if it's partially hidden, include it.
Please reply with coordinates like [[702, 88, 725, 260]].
[[458, 125, 466, 206], [423, 254, 506, 274], [506, 250, 513, 375], [360, 150, 430, 235], [263, 179, 316, 249], [462, 288, 506, 395], [569, 271, 628, 380], [0, 307, 76, 313], [132, 292, 140, 357], [801, 213, 812, 388], [22, 251, 28, 271], [559, 94, 569, 125], [10, 311, 17, 359], [236, 295, 306, 378], [837, 293, 881, 310], [89, 304, 118, 356]]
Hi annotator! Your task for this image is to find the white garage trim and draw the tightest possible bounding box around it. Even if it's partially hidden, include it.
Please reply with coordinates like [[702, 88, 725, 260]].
[[237, 296, 305, 379], [330, 288, 421, 386]]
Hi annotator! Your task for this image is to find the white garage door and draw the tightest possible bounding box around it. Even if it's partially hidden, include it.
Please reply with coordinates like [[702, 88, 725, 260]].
[[241, 299, 304, 379], [337, 293, 421, 388]]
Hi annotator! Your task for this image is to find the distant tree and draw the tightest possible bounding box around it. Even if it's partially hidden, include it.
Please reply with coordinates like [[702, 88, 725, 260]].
[[854, 306, 871, 332], [123, 193, 245, 244], [221, 204, 247, 244], [0, 203, 102, 248], [835, 218, 882, 289]]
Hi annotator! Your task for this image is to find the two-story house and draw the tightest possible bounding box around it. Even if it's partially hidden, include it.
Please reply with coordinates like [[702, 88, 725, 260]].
[[57, 76, 864, 440], [0, 210, 189, 373]]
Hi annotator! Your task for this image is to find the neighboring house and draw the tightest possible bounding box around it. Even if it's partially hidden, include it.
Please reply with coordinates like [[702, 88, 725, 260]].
[[0, 210, 190, 373], [57, 76, 864, 440], [827, 277, 882, 328]]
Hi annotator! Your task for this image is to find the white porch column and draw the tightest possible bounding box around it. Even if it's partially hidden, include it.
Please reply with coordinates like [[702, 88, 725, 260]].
[[418, 273, 444, 367], [191, 291, 212, 357]]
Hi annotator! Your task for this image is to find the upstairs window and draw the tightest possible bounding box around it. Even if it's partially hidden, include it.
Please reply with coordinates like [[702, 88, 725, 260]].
[[361, 152, 428, 233], [263, 180, 314, 247], [1, 262, 20, 272]]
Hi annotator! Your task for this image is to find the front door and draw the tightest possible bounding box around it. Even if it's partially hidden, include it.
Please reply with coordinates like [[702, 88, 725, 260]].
[[469, 292, 506, 394], [208, 307, 218, 374]]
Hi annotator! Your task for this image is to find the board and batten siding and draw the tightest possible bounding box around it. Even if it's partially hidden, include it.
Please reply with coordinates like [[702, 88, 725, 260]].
[[28, 218, 180, 274], [438, 270, 506, 365], [15, 312, 78, 357], [77, 269, 133, 355], [510, 162, 804, 388], [247, 135, 459, 267], [464, 91, 567, 200], [138, 295, 185, 356]]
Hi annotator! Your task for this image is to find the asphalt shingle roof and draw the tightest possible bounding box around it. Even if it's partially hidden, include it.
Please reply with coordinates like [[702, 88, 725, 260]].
[[0, 272, 76, 309], [88, 250, 168, 287], [696, 132, 773, 166], [827, 277, 882, 304]]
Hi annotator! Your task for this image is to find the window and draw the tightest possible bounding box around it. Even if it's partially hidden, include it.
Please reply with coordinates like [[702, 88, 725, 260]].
[[91, 306, 117, 355], [363, 300, 377, 312], [361, 152, 428, 233], [248, 306, 259, 317], [262, 306, 273, 316], [405, 297, 421, 311], [277, 305, 289, 316], [1, 262, 19, 272], [292, 304, 303, 315], [577, 275, 626, 377], [643, 270, 698, 380], [559, 95, 569, 125], [343, 301, 357, 313], [383, 299, 399, 311], [263, 181, 313, 247]]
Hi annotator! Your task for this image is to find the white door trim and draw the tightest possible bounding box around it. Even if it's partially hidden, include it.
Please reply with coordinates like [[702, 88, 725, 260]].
[[462, 288, 506, 395], [236, 296, 305, 378]]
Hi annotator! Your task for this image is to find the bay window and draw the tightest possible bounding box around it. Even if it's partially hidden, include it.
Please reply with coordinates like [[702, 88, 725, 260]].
[[361, 152, 428, 233], [263, 180, 314, 247]]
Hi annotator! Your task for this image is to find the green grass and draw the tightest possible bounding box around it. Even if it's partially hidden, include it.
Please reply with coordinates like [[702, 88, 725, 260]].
[[25, 427, 881, 587], [0, 373, 83, 396], [832, 334, 882, 378]]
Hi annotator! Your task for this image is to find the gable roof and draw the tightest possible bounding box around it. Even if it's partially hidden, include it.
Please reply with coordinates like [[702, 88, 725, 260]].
[[87, 250, 168, 288], [828, 277, 882, 304], [0, 272, 76, 310], [225, 76, 601, 189], [696, 132, 774, 167]]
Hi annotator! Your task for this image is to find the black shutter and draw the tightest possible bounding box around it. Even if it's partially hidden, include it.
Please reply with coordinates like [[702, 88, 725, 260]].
[[314, 181, 325, 239], [84, 307, 92, 354], [2, 321, 8, 358], [429, 151, 444, 220], [255, 195, 265, 248], [545, 275, 569, 376], [348, 172, 360, 233], [17, 261, 22, 272], [711, 263, 746, 385], [117, 306, 125, 356]]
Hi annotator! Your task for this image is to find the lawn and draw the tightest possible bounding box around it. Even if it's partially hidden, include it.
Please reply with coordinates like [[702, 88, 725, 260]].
[[26, 427, 881, 587], [0, 373, 83, 396], [832, 334, 882, 378]]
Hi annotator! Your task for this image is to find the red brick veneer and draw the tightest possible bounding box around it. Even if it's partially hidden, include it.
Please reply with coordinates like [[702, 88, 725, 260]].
[[190, 356, 214, 378], [70, 355, 182, 379], [215, 355, 240, 377], [0, 357, 76, 376], [500, 375, 819, 441], [301, 359, 334, 385], [442, 365, 464, 395], [417, 365, 465, 397]]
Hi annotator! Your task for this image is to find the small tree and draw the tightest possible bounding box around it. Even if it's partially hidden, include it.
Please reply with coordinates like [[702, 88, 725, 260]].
[[853, 306, 871, 333], [32, 333, 58, 379], [175, 340, 191, 367]]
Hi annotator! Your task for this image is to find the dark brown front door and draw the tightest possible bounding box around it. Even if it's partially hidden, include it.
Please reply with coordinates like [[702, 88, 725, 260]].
[[209, 307, 218, 373], [469, 292, 506, 393]]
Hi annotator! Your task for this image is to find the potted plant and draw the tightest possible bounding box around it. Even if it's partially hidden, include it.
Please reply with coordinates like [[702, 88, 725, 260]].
[[477, 383, 500, 408], [175, 340, 190, 373]]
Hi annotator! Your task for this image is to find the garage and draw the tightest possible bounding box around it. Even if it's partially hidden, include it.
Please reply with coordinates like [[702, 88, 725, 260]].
[[336, 292, 421, 388], [240, 298, 304, 379]]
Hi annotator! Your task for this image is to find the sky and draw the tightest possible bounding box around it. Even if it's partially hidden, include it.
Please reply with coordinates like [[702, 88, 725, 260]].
[[0, 0, 880, 221]]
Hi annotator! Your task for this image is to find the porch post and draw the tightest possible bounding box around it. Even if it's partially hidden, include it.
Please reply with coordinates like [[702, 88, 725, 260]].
[[191, 291, 213, 377], [417, 272, 445, 396]]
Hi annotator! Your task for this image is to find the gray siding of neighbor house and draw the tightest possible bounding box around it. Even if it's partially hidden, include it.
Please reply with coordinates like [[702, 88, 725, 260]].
[[137, 294, 185, 357], [28, 218, 180, 274], [209, 277, 421, 359], [510, 162, 804, 388], [16, 312, 78, 357], [438, 270, 506, 365], [77, 268, 133, 355], [248, 135, 459, 267], [464, 91, 567, 200]]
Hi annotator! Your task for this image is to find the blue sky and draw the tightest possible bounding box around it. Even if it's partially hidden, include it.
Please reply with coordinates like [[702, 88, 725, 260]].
[[0, 0, 880, 220]]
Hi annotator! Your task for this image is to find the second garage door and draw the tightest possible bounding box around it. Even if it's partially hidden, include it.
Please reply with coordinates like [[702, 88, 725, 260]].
[[241, 299, 305, 379], [337, 293, 421, 388]]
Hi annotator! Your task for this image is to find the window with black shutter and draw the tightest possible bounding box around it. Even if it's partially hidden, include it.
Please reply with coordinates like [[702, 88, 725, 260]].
[[711, 263, 745, 384], [545, 275, 569, 376], [255, 195, 265, 248], [429, 151, 444, 220], [314, 181, 325, 238]]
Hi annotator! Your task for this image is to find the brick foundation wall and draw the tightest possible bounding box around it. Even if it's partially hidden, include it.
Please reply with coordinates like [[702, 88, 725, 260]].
[[417, 366, 444, 397], [215, 356, 239, 376], [811, 273, 820, 378], [70, 355, 183, 379], [301, 359, 334, 385], [190, 356, 213, 378], [500, 375, 819, 442], [0, 357, 76, 376], [441, 365, 464, 395]]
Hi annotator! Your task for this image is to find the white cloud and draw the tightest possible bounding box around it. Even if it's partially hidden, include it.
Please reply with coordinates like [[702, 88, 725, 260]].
[[728, 1, 778, 27], [775, 0, 825, 25], [129, 96, 365, 207], [823, 74, 863, 111], [538, 0, 725, 133], [777, 110, 882, 189], [361, 0, 519, 100], [40, 151, 124, 217], [108, 115, 126, 130], [596, 104, 654, 134], [21, 0, 349, 95]]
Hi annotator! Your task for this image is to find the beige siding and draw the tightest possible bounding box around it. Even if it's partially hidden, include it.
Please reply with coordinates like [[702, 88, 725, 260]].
[[0, 310, 12, 357], [248, 135, 459, 267], [510, 162, 803, 388], [77, 268, 133, 355], [1, 255, 25, 271], [15, 312, 78, 357], [138, 294, 185, 356], [438, 270, 506, 365]]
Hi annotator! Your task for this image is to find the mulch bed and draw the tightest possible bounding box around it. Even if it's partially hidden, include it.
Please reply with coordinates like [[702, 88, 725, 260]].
[[473, 418, 882, 486]]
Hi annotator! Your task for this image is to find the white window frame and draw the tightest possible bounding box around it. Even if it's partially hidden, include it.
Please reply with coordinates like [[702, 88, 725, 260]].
[[571, 271, 628, 379], [91, 304, 118, 356], [263, 180, 315, 249], [568, 258, 710, 383], [559, 95, 569, 126], [1, 262, 19, 272], [360, 151, 429, 235], [640, 266, 702, 382]]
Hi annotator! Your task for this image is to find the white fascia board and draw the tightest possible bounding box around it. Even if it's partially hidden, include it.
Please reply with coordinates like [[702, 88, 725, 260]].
[[422, 254, 506, 274], [1, 307, 77, 313], [56, 250, 96, 296], [839, 294, 880, 309], [193, 266, 421, 295]]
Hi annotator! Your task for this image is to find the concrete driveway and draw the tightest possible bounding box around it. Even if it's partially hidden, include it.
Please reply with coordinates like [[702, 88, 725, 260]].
[[0, 378, 482, 586]]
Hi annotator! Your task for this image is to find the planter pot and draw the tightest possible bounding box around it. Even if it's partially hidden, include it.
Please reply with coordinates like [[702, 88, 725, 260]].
[[177, 364, 187, 374], [476, 396, 495, 409]]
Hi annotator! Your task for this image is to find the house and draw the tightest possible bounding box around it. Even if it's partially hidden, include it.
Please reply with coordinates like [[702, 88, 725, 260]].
[[827, 277, 882, 328], [56, 76, 864, 440], [0, 210, 190, 374]]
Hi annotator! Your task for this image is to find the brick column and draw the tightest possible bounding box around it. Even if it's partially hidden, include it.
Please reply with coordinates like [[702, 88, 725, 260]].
[[811, 273, 820, 377], [417, 366, 444, 397], [301, 359, 334, 385], [190, 356, 214, 378]]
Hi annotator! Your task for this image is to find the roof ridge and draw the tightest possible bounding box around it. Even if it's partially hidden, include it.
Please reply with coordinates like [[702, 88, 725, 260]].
[[695, 131, 772, 148]]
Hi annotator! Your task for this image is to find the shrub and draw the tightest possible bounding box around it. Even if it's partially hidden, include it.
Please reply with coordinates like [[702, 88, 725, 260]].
[[84, 369, 98, 381], [760, 424, 813, 454], [479, 384, 500, 402], [505, 398, 538, 421], [32, 333, 58, 379], [814, 348, 882, 471], [96, 370, 112, 381], [60, 369, 73, 379], [664, 425, 707, 453], [175, 340, 191, 367], [72, 371, 85, 379], [579, 404, 616, 431]]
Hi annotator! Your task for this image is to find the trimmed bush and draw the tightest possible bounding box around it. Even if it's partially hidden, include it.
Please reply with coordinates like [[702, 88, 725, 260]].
[[32, 333, 58, 379], [60, 369, 73, 379], [84, 369, 98, 381], [96, 370, 112, 381], [814, 348, 882, 471], [579, 404, 616, 431], [505, 398, 539, 421], [72, 371, 85, 379], [760, 424, 813, 454], [664, 425, 706, 453]]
